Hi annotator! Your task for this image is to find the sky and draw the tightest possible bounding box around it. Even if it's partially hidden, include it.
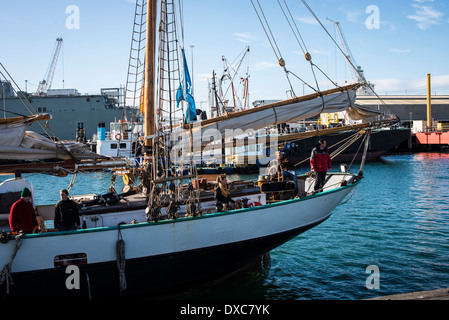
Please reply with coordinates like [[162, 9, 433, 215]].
[[1, 0, 449, 109]]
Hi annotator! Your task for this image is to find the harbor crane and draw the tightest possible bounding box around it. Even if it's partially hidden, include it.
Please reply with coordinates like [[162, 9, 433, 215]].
[[36, 38, 63, 95], [326, 19, 374, 95]]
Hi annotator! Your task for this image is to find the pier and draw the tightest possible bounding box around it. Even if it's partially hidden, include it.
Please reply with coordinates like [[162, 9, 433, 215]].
[[369, 288, 449, 300], [358, 74, 449, 151]]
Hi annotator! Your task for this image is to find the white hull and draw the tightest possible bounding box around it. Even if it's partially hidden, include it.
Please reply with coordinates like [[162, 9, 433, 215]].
[[0, 177, 358, 299]]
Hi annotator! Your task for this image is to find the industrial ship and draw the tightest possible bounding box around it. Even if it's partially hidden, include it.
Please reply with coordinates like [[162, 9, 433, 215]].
[[1, 81, 132, 141]]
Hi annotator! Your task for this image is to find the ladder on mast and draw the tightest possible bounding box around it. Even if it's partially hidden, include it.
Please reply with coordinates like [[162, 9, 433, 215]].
[[124, 0, 148, 120]]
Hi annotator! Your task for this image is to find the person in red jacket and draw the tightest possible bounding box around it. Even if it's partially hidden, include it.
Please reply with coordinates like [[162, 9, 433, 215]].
[[310, 139, 332, 192], [9, 187, 38, 234]]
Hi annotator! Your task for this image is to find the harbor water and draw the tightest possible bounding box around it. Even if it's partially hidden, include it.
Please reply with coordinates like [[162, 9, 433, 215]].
[[1, 152, 448, 300]]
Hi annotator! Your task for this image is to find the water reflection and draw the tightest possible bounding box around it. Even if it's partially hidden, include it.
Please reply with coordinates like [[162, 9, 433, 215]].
[[414, 152, 449, 161]]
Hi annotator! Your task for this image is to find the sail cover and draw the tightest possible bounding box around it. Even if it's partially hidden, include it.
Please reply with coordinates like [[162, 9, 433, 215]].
[[0, 114, 51, 148], [173, 84, 381, 148], [200, 86, 359, 134], [0, 114, 104, 161]]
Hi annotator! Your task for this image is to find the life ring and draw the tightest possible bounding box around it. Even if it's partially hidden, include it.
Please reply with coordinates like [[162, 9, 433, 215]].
[[115, 133, 122, 140], [248, 201, 262, 207]]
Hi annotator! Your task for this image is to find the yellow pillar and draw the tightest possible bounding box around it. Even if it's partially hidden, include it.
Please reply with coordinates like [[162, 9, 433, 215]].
[[427, 74, 432, 132]]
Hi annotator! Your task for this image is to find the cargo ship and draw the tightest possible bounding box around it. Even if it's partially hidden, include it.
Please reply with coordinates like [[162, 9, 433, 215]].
[[1, 80, 134, 141]]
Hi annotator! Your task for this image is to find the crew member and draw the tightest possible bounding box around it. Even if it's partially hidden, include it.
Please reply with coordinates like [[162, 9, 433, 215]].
[[9, 187, 38, 234], [54, 189, 80, 231], [310, 139, 332, 192], [214, 175, 235, 212], [268, 151, 299, 193]]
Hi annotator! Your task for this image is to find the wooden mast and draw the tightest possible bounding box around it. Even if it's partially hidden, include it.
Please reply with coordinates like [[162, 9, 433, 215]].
[[144, 0, 157, 149]]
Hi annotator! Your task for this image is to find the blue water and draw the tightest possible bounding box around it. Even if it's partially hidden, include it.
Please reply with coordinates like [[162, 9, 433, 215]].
[[188, 153, 449, 300], [0, 171, 128, 205], [2, 153, 449, 300]]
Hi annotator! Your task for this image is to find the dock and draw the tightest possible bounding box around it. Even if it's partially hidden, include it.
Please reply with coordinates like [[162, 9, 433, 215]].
[[357, 75, 449, 151], [368, 288, 449, 300]]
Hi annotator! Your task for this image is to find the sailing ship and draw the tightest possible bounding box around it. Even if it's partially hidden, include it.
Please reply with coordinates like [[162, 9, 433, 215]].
[[0, 0, 398, 300]]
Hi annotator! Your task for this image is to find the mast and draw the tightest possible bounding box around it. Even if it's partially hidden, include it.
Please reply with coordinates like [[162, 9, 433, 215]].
[[144, 0, 157, 149]]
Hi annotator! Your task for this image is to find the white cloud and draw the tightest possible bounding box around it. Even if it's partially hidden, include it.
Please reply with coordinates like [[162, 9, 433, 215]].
[[293, 49, 329, 56], [194, 73, 211, 84], [344, 10, 362, 23], [432, 75, 449, 88], [382, 21, 397, 31], [295, 16, 319, 25], [233, 33, 255, 44], [373, 75, 449, 94], [390, 48, 411, 53], [407, 3, 445, 30], [310, 49, 330, 56], [252, 61, 278, 71]]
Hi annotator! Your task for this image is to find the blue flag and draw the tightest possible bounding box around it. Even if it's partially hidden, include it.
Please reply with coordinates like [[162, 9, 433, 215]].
[[176, 48, 197, 123]]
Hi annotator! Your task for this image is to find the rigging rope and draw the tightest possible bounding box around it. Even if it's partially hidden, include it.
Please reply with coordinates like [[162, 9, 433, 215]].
[[0, 64, 63, 140], [299, 0, 398, 118], [277, 0, 308, 55], [0, 233, 25, 295], [277, 0, 328, 103], [251, 0, 398, 122], [116, 225, 127, 295], [67, 171, 78, 193], [330, 132, 364, 161], [291, 130, 362, 168], [250, 0, 296, 95], [0, 63, 82, 164]]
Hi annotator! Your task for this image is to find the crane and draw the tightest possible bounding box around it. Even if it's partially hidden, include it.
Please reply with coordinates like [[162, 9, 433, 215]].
[[326, 19, 362, 82], [36, 38, 63, 95], [326, 19, 375, 95]]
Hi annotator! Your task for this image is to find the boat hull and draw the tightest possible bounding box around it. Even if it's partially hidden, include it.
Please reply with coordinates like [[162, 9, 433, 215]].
[[0, 182, 358, 299], [285, 127, 411, 164]]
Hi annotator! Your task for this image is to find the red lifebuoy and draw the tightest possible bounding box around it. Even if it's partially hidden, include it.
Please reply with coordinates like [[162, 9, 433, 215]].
[[248, 201, 262, 207], [115, 133, 122, 140]]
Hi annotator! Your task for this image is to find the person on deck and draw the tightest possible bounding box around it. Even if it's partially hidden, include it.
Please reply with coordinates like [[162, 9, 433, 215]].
[[310, 139, 332, 192], [9, 187, 39, 234], [268, 151, 299, 194], [214, 175, 235, 212], [54, 189, 80, 231]]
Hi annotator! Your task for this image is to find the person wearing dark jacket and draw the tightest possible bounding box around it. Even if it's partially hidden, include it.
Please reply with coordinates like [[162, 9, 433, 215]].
[[214, 175, 235, 212], [9, 187, 38, 234], [54, 189, 80, 231], [310, 139, 332, 192]]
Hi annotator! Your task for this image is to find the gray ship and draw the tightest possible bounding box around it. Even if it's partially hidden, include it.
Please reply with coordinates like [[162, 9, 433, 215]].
[[1, 80, 134, 141]]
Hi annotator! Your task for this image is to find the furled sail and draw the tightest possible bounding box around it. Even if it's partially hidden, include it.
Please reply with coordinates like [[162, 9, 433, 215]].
[[171, 83, 382, 148], [0, 131, 102, 160], [0, 114, 104, 161], [0, 114, 51, 147]]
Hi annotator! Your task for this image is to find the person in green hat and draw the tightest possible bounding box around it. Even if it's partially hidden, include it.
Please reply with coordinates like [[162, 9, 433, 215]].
[[9, 187, 39, 234]]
